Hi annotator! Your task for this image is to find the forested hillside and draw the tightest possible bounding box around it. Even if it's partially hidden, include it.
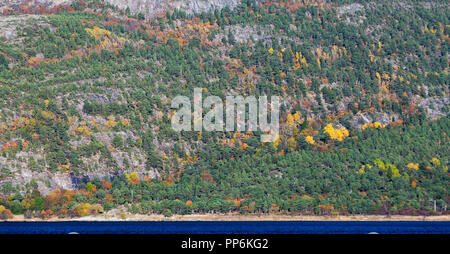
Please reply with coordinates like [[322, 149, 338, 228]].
[[0, 0, 448, 219]]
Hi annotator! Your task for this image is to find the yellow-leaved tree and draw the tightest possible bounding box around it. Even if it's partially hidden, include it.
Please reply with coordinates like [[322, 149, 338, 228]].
[[324, 124, 349, 141]]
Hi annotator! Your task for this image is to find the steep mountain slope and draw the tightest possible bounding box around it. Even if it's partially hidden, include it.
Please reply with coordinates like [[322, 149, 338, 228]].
[[0, 0, 239, 17], [0, 0, 448, 218], [104, 0, 240, 17]]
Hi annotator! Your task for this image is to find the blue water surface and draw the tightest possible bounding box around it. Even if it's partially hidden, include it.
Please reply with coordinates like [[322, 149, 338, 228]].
[[0, 221, 449, 234]]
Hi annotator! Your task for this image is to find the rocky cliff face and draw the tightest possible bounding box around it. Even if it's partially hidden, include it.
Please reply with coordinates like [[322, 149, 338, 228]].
[[104, 0, 240, 16], [0, 0, 71, 8], [0, 0, 240, 16]]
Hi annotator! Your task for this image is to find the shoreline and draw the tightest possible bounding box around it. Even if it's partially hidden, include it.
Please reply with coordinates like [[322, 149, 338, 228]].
[[4, 214, 450, 222]]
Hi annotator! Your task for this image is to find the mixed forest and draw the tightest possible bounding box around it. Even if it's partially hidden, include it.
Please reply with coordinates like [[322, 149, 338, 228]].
[[0, 0, 448, 219]]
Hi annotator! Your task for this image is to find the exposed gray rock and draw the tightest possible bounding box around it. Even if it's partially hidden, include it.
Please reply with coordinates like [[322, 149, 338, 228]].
[[0, 15, 42, 41], [51, 172, 75, 191], [337, 3, 364, 17], [419, 96, 449, 119], [87, 94, 110, 104], [348, 112, 396, 130], [0, 0, 239, 17], [104, 0, 240, 17], [87, 90, 119, 104], [337, 3, 365, 26], [214, 24, 274, 44], [0, 0, 71, 8]]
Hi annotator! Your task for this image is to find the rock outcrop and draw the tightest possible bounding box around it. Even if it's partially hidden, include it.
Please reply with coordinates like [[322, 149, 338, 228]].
[[0, 0, 240, 17], [104, 0, 240, 17]]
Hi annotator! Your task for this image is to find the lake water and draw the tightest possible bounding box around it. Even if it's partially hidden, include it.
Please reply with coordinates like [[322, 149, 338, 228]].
[[0, 221, 449, 234]]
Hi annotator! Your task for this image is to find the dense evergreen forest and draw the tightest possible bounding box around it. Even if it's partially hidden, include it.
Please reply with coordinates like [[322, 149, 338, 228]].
[[0, 0, 448, 219]]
